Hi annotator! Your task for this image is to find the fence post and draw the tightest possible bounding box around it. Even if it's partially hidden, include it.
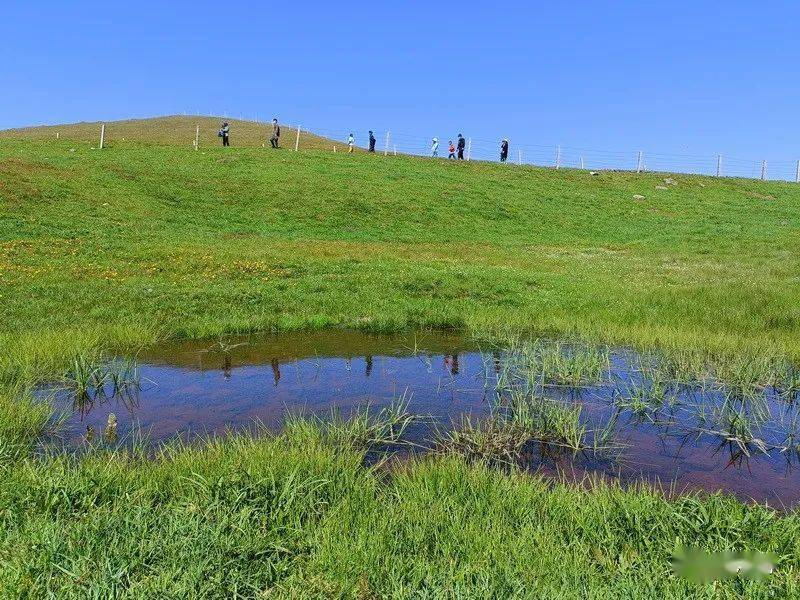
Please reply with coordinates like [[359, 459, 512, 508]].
[[56, 132, 59, 139], [555, 145, 561, 169], [394, 145, 397, 156], [760, 160, 767, 181], [294, 126, 300, 152], [580, 156, 584, 169], [796, 160, 800, 183], [716, 155, 722, 177], [384, 131, 390, 156], [99, 123, 105, 149], [467, 138, 472, 161], [636, 151, 643, 173], [194, 125, 199, 150]]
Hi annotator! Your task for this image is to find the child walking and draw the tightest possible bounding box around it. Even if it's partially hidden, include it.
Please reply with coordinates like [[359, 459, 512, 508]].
[[348, 133, 355, 153], [431, 137, 439, 157]]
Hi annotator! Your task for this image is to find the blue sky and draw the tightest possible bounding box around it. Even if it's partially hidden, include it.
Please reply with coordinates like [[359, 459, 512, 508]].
[[2, 2, 798, 173]]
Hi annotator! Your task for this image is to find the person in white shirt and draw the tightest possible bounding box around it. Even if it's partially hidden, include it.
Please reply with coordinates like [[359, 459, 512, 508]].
[[431, 137, 439, 157], [348, 133, 355, 153]]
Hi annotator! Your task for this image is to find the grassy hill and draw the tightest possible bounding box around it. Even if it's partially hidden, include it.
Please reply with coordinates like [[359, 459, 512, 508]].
[[2, 118, 800, 597], [0, 114, 342, 150], [2, 127, 799, 379]]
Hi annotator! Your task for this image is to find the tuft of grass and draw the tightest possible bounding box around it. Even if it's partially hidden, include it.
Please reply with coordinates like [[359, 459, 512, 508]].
[[497, 337, 611, 390], [434, 415, 529, 465], [285, 396, 419, 451]]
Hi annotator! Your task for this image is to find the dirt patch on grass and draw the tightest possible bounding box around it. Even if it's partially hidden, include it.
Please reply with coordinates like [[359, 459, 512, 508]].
[[746, 191, 777, 201]]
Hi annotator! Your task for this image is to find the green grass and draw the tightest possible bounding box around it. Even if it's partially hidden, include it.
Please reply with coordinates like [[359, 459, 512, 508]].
[[2, 422, 800, 598], [0, 115, 340, 150], [3, 118, 800, 597], [2, 127, 800, 384]]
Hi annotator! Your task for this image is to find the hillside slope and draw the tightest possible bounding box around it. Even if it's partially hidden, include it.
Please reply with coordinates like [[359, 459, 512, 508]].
[[0, 115, 341, 150], [1, 129, 800, 379]]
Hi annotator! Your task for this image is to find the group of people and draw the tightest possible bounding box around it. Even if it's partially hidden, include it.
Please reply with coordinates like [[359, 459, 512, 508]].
[[431, 135, 509, 162], [428, 134, 467, 159], [219, 120, 511, 162], [218, 118, 281, 148]]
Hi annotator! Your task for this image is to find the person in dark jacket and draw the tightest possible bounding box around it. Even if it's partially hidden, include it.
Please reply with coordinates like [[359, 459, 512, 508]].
[[368, 131, 376, 152], [500, 139, 509, 162], [457, 134, 466, 160], [270, 118, 280, 148], [219, 122, 230, 147]]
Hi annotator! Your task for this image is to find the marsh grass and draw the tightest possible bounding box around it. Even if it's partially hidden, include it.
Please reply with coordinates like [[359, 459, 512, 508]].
[[495, 337, 611, 390], [487, 335, 800, 470], [433, 415, 529, 465], [285, 395, 420, 452], [3, 418, 800, 597], [62, 353, 141, 411]]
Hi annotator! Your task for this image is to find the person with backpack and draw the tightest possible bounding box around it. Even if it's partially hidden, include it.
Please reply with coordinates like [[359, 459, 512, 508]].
[[348, 133, 355, 153], [500, 139, 509, 162], [219, 122, 230, 147], [270, 118, 280, 148], [368, 131, 376, 152], [447, 140, 456, 159], [430, 137, 439, 157], [457, 133, 466, 160]]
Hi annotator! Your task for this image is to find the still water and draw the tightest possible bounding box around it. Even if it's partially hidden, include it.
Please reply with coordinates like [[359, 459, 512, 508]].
[[48, 330, 800, 507]]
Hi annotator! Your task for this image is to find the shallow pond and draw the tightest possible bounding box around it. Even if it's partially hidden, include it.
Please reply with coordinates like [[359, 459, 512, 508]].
[[46, 330, 800, 507]]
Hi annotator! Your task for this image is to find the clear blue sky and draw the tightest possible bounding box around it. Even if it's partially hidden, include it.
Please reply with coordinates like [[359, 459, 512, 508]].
[[2, 1, 798, 171]]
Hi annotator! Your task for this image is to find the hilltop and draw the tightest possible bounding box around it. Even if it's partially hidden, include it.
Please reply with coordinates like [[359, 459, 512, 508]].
[[0, 114, 341, 150]]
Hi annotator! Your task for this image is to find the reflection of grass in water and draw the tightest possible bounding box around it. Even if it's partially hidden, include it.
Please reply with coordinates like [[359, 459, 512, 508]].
[[63, 353, 141, 412]]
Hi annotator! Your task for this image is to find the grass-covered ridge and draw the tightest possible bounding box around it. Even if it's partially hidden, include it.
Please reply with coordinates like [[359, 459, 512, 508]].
[[1, 132, 799, 377]]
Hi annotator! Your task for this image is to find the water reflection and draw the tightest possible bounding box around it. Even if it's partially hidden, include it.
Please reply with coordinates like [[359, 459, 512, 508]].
[[43, 330, 800, 506]]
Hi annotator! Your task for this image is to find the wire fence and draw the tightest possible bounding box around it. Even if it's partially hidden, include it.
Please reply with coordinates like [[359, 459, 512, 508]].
[[73, 111, 800, 183], [292, 120, 800, 183]]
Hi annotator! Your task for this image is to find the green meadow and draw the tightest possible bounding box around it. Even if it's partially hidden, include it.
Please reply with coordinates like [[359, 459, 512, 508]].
[[2, 117, 800, 597]]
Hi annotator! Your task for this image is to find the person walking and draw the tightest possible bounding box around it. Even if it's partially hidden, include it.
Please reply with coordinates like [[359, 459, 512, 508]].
[[500, 139, 509, 162], [430, 137, 439, 157], [457, 133, 466, 160], [447, 140, 456, 159], [368, 130, 376, 152], [219, 122, 230, 147], [270, 118, 280, 148], [348, 133, 355, 153]]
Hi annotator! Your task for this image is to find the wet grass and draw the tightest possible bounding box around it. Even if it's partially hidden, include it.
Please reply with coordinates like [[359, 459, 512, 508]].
[[63, 353, 141, 412], [2, 418, 800, 597]]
